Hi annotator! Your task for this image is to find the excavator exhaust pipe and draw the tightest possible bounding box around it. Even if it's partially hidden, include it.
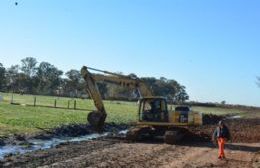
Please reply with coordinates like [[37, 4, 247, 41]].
[[87, 111, 107, 131]]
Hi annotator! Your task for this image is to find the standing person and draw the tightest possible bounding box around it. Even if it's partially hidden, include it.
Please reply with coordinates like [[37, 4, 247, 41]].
[[212, 120, 231, 159]]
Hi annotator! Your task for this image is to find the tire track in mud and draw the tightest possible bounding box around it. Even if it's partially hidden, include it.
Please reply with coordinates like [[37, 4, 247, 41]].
[[39, 143, 212, 168], [162, 145, 214, 168], [39, 143, 185, 168]]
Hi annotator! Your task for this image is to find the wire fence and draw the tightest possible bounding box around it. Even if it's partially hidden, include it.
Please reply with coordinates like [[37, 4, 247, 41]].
[[0, 92, 94, 111], [0, 92, 137, 111]]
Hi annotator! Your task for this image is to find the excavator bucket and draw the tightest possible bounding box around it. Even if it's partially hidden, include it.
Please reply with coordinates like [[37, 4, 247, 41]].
[[87, 111, 107, 131]]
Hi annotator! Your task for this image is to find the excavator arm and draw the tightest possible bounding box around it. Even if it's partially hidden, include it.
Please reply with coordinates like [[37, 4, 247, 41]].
[[81, 66, 152, 130], [81, 66, 107, 130]]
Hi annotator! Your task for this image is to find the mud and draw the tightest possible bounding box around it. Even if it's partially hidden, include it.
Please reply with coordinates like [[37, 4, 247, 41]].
[[0, 115, 260, 167], [0, 123, 129, 146], [0, 139, 259, 168]]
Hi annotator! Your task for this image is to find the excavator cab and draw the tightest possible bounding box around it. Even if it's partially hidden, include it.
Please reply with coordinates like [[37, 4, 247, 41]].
[[138, 97, 168, 122]]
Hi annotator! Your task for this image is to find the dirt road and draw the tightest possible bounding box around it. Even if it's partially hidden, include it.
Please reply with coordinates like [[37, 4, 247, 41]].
[[1, 138, 259, 168]]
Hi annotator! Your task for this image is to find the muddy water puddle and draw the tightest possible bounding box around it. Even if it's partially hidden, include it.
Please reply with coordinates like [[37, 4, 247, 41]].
[[0, 132, 109, 159]]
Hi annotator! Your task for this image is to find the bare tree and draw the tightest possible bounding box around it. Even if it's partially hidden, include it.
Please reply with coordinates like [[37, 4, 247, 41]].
[[21, 57, 37, 77]]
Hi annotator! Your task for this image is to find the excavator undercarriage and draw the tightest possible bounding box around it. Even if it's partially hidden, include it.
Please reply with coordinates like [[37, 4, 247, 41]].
[[126, 125, 189, 144]]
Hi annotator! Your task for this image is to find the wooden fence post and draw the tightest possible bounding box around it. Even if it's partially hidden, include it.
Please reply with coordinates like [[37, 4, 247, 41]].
[[54, 99, 57, 108], [68, 100, 70, 109], [34, 97, 36, 107], [74, 100, 76, 110], [10, 93, 14, 104]]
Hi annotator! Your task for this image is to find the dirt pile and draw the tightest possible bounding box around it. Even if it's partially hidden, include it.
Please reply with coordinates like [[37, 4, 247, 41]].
[[186, 118, 260, 143], [34, 123, 127, 138], [202, 114, 225, 125], [225, 118, 260, 143], [49, 123, 128, 137]]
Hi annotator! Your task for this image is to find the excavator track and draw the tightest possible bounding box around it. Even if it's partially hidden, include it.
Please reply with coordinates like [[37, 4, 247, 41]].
[[126, 126, 153, 141], [164, 130, 184, 144], [126, 126, 188, 144]]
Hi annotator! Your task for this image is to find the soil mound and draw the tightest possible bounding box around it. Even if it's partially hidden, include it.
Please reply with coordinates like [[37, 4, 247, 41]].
[[186, 118, 260, 143]]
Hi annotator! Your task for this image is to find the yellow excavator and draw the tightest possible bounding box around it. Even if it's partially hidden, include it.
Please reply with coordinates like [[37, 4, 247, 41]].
[[81, 66, 203, 144]]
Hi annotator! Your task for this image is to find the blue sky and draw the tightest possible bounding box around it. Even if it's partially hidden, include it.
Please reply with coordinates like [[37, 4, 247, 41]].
[[0, 0, 260, 106]]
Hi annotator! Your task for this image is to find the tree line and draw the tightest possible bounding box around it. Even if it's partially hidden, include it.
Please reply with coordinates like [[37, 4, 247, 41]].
[[0, 57, 189, 103]]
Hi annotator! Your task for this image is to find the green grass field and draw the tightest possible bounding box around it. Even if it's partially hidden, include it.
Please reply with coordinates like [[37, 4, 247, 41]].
[[0, 93, 138, 137], [0, 92, 258, 137]]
